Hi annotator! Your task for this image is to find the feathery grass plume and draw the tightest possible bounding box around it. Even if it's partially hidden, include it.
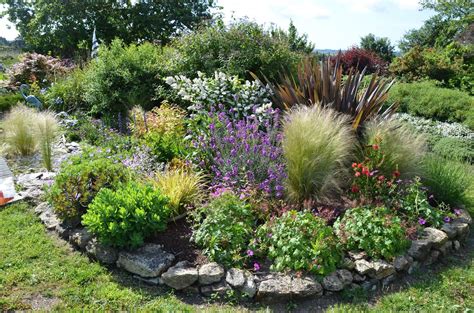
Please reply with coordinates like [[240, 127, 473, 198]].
[[362, 118, 426, 178], [1, 105, 36, 156], [36, 111, 59, 171], [153, 168, 206, 216], [422, 155, 473, 209], [282, 105, 354, 202]]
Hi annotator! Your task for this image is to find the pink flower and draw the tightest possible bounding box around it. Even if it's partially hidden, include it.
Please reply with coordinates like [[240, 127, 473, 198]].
[[418, 218, 426, 226], [253, 262, 261, 271], [247, 249, 254, 257]]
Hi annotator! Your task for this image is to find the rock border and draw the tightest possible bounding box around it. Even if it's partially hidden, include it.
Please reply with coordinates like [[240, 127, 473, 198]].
[[31, 194, 472, 304]]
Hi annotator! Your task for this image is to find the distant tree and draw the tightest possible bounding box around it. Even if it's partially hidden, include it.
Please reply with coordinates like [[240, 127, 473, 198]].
[[360, 33, 395, 62], [337, 47, 388, 74], [0, 37, 9, 46], [271, 20, 315, 54], [1, 0, 216, 58]]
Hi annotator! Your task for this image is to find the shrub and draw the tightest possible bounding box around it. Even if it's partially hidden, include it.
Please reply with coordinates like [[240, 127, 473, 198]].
[[48, 155, 130, 222], [83, 39, 166, 117], [82, 182, 171, 249], [8, 52, 73, 89], [1, 105, 37, 156], [282, 106, 354, 202], [195, 106, 285, 199], [62, 113, 104, 144], [388, 81, 474, 129], [153, 168, 205, 216], [165, 71, 272, 118], [192, 193, 255, 267], [432, 137, 473, 163], [253, 210, 341, 275], [171, 20, 305, 82], [334, 206, 410, 259], [44, 67, 87, 112], [337, 47, 388, 74], [0, 93, 22, 113], [35, 111, 59, 171], [422, 155, 473, 207], [362, 119, 427, 178]]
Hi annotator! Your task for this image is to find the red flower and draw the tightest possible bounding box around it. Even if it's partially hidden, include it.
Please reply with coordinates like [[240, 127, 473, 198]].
[[352, 162, 358, 168], [392, 170, 400, 178], [358, 163, 363, 169], [351, 185, 360, 193], [361, 167, 370, 176], [378, 175, 385, 181], [355, 172, 361, 177], [372, 144, 379, 150]]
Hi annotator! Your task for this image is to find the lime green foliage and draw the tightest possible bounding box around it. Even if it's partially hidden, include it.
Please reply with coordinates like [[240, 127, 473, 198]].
[[335, 207, 410, 259], [432, 137, 473, 164], [83, 182, 170, 249], [282, 106, 354, 202], [422, 155, 473, 208], [171, 20, 305, 82], [84, 39, 166, 116], [398, 178, 445, 227], [1, 105, 37, 156], [388, 81, 474, 129], [45, 67, 87, 112], [153, 168, 205, 216], [48, 155, 130, 221], [0, 203, 248, 311], [254, 210, 341, 275], [192, 193, 255, 267], [362, 119, 427, 178], [0, 93, 22, 113], [35, 111, 59, 171]]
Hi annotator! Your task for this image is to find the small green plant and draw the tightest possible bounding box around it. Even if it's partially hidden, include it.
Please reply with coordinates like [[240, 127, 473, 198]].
[[253, 210, 341, 275], [432, 137, 473, 164], [282, 105, 354, 202], [422, 155, 473, 207], [0, 93, 22, 113], [1, 105, 37, 156], [48, 155, 130, 222], [191, 193, 255, 267], [35, 111, 59, 171], [334, 206, 410, 260], [153, 168, 205, 216], [82, 182, 171, 249]]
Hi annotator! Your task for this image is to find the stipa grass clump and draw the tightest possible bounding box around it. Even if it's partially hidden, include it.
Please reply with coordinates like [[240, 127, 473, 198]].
[[282, 105, 354, 202], [35, 111, 59, 171], [1, 105, 37, 156]]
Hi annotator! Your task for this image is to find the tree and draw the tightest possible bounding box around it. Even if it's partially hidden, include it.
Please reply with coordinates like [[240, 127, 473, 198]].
[[271, 20, 315, 54], [1, 0, 216, 58], [360, 33, 395, 62]]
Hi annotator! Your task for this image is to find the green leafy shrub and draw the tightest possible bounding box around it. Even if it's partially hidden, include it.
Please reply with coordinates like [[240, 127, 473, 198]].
[[362, 119, 427, 178], [282, 106, 354, 202], [432, 137, 473, 163], [82, 182, 170, 249], [48, 156, 130, 222], [0, 93, 22, 113], [84, 39, 167, 117], [422, 155, 473, 207], [192, 193, 255, 267], [387, 81, 474, 129], [63, 113, 104, 144], [45, 67, 87, 112], [171, 20, 305, 82], [1, 105, 37, 156], [254, 210, 341, 275], [335, 206, 410, 259]]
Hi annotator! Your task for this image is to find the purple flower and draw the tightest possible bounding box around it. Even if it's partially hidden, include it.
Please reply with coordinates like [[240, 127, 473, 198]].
[[454, 209, 461, 216], [247, 249, 254, 257], [253, 262, 261, 271], [444, 216, 451, 223], [418, 218, 426, 226]]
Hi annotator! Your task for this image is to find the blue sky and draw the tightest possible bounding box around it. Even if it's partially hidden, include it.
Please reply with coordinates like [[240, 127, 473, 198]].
[[1, 0, 435, 50]]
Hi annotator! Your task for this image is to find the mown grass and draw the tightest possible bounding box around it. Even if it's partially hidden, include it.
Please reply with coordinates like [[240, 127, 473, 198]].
[[1, 202, 473, 312]]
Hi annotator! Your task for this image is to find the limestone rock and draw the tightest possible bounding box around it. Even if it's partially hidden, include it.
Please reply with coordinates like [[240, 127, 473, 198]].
[[337, 269, 353, 286], [371, 260, 395, 279], [341, 257, 356, 270], [441, 223, 458, 239], [69, 228, 93, 249], [39, 208, 60, 230], [226, 268, 246, 288], [291, 276, 323, 298], [34, 202, 50, 215], [422, 227, 448, 249], [322, 270, 351, 291], [117, 244, 174, 277], [353, 273, 366, 282], [200, 281, 231, 297], [437, 240, 453, 256], [452, 223, 470, 239], [85, 238, 118, 264], [408, 239, 432, 260], [424, 250, 440, 266], [256, 274, 322, 303], [241, 273, 257, 298], [198, 262, 225, 285], [454, 209, 472, 224], [393, 255, 411, 272], [355, 259, 374, 276], [382, 275, 396, 288], [453, 240, 461, 251], [161, 261, 198, 290], [348, 251, 367, 260]]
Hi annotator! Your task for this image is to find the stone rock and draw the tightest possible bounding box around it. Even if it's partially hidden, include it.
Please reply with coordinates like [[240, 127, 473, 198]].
[[454, 209, 472, 224], [55, 223, 72, 239], [161, 261, 198, 290], [423, 227, 448, 249], [34, 202, 50, 215], [382, 275, 396, 288], [355, 259, 374, 276], [198, 262, 225, 285], [361, 279, 379, 292], [353, 273, 366, 282], [393, 255, 411, 272], [226, 268, 246, 288], [256, 274, 322, 303], [291, 276, 323, 298], [453, 240, 461, 251], [348, 251, 367, 260], [39, 208, 60, 230], [371, 260, 395, 279], [336, 269, 353, 286], [424, 250, 440, 266], [451, 223, 470, 239], [241, 273, 257, 298], [85, 239, 118, 264], [200, 281, 231, 297], [408, 261, 419, 275], [341, 257, 356, 270], [437, 240, 453, 256], [117, 244, 174, 277], [322, 272, 344, 291], [133, 275, 162, 285], [441, 223, 458, 239], [408, 239, 432, 260], [69, 228, 93, 249]]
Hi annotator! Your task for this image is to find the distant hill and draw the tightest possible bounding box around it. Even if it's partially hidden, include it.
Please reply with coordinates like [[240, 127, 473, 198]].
[[315, 49, 340, 55]]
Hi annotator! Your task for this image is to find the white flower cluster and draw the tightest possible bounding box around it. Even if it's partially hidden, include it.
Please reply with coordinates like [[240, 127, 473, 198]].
[[165, 71, 273, 118], [395, 113, 473, 140]]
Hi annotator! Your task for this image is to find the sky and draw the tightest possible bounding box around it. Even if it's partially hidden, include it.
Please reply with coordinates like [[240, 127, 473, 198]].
[[0, 0, 435, 50]]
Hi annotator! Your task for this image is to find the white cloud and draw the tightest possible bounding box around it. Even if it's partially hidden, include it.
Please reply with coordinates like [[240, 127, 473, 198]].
[[335, 0, 421, 12], [0, 16, 19, 41]]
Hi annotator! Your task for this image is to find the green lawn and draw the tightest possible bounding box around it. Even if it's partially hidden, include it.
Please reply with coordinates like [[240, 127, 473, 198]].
[[1, 202, 473, 312]]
